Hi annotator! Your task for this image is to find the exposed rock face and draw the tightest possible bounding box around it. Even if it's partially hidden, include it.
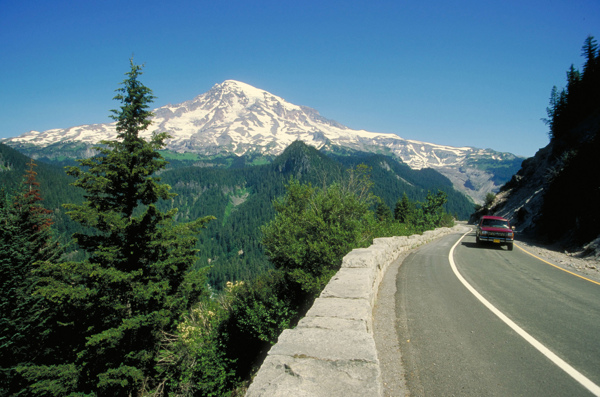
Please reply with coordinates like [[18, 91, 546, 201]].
[[483, 112, 600, 257], [437, 165, 503, 205], [489, 145, 555, 234]]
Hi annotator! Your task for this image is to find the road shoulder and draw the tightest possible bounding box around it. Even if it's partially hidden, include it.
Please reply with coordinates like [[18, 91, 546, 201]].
[[372, 225, 470, 397], [373, 250, 410, 397], [515, 239, 600, 283]]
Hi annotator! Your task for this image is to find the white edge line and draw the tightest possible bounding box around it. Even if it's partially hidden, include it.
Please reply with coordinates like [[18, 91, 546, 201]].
[[449, 230, 600, 396]]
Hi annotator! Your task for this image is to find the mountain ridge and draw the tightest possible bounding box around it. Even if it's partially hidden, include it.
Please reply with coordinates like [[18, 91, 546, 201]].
[[2, 80, 524, 203]]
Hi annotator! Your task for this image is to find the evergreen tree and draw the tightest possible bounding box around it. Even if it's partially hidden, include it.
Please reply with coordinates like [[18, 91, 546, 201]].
[[483, 192, 496, 209], [538, 35, 600, 244], [394, 193, 415, 223], [375, 200, 392, 222], [545, 36, 600, 148], [27, 60, 214, 396], [0, 160, 61, 396], [581, 35, 598, 76], [421, 190, 448, 228]]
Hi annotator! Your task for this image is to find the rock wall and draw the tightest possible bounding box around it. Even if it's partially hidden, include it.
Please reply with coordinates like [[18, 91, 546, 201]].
[[245, 226, 461, 397]]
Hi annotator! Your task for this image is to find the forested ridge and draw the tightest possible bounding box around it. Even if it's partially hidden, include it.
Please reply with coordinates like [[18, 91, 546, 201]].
[[139, 142, 473, 287], [1, 139, 473, 288]]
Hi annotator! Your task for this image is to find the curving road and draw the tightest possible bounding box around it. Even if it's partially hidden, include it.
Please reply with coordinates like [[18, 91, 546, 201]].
[[394, 227, 600, 396]]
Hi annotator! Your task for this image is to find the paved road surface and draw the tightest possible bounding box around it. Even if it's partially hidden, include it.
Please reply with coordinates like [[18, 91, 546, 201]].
[[394, 227, 600, 396]]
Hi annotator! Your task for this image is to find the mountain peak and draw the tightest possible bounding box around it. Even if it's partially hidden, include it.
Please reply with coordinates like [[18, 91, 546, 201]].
[[217, 79, 267, 97], [3, 80, 524, 203], [220, 79, 261, 91], [207, 80, 298, 112]]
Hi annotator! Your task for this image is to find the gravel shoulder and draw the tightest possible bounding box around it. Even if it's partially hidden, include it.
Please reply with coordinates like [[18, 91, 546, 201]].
[[515, 237, 600, 283], [373, 251, 410, 397], [373, 229, 600, 397]]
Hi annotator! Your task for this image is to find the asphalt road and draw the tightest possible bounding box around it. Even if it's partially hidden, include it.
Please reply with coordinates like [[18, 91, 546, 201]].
[[395, 227, 600, 396]]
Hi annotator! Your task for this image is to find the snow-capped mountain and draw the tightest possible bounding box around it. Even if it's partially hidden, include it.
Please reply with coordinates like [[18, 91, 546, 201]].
[[3, 80, 523, 203]]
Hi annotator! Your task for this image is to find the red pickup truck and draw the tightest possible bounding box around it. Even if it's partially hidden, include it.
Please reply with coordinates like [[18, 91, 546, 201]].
[[476, 215, 515, 251]]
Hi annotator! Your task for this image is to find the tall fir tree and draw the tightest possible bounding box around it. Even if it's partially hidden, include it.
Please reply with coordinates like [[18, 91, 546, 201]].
[[545, 36, 600, 148], [394, 192, 415, 223], [0, 160, 61, 396], [27, 60, 214, 396]]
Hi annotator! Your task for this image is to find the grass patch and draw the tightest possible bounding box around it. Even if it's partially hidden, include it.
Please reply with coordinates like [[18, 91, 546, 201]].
[[222, 187, 250, 226], [159, 150, 200, 161]]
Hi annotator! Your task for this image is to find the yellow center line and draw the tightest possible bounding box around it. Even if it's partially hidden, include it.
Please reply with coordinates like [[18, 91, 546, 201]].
[[515, 243, 600, 286]]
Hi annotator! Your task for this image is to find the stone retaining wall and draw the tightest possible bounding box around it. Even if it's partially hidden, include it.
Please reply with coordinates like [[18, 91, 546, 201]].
[[245, 226, 461, 397]]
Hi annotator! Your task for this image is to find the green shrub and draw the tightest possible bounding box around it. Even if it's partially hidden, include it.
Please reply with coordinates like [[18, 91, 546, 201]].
[[155, 290, 236, 397], [261, 170, 375, 294]]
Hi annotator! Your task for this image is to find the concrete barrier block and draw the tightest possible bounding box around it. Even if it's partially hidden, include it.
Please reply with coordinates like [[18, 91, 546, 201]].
[[296, 316, 368, 333], [245, 355, 382, 397], [340, 248, 372, 268], [341, 246, 388, 269], [320, 268, 376, 302], [422, 230, 436, 240], [373, 236, 409, 254], [270, 327, 378, 362], [305, 297, 371, 324]]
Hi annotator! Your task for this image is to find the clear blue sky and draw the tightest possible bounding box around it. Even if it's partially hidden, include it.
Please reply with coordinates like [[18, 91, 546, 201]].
[[1, 0, 598, 157]]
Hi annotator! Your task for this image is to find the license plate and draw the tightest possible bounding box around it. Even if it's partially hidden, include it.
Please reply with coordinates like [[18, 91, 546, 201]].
[[493, 239, 501, 243]]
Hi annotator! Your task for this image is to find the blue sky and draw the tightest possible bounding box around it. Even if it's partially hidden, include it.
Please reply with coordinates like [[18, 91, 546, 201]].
[[1, 0, 598, 157]]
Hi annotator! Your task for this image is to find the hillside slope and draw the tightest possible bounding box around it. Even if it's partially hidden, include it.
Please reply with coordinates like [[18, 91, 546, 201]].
[[491, 113, 600, 247], [479, 36, 600, 256]]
